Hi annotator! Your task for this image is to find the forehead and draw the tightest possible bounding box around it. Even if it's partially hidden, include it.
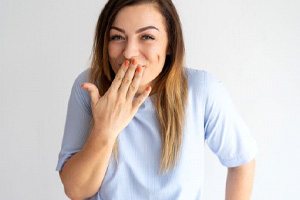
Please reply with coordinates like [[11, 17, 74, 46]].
[[112, 3, 166, 31]]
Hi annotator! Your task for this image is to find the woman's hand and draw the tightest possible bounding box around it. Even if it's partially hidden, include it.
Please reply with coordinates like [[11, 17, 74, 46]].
[[81, 59, 151, 142]]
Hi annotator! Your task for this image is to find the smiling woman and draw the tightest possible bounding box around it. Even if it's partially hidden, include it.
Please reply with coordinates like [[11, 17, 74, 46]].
[[56, 0, 257, 200], [108, 3, 169, 95]]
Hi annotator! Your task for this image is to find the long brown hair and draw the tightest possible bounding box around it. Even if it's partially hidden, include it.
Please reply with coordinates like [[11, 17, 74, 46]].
[[89, 0, 188, 173]]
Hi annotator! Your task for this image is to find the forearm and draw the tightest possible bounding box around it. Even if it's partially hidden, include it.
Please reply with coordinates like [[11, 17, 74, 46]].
[[225, 159, 256, 200], [59, 126, 115, 200]]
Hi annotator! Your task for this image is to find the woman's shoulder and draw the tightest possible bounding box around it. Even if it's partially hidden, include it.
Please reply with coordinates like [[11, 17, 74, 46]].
[[184, 67, 206, 81], [184, 67, 219, 89], [74, 68, 90, 84], [184, 67, 227, 102], [70, 68, 92, 112]]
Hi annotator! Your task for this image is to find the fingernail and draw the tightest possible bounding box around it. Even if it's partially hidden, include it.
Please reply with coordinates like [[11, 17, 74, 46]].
[[124, 60, 129, 67], [131, 58, 136, 65], [137, 66, 142, 73], [146, 86, 151, 92]]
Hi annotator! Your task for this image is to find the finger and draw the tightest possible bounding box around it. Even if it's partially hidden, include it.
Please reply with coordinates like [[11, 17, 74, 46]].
[[80, 82, 100, 107], [132, 86, 152, 110], [118, 59, 138, 98], [126, 65, 144, 100], [109, 60, 130, 92]]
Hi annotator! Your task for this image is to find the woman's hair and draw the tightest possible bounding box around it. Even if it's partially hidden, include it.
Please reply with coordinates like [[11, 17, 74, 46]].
[[89, 0, 188, 173]]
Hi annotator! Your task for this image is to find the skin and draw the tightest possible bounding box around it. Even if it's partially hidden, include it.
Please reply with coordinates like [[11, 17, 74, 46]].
[[226, 159, 256, 200], [108, 3, 169, 95], [59, 3, 256, 200]]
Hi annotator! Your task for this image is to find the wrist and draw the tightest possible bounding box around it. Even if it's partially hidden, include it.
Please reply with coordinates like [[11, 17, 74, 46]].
[[90, 125, 116, 146]]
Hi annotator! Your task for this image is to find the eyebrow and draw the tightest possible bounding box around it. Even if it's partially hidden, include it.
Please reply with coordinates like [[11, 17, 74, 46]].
[[110, 26, 160, 34]]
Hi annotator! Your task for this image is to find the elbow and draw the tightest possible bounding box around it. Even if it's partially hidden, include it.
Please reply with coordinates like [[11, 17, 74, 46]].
[[64, 187, 99, 200], [63, 184, 100, 200], [59, 172, 97, 200], [60, 176, 84, 200], [63, 183, 98, 200], [62, 180, 98, 200], [64, 187, 85, 200]]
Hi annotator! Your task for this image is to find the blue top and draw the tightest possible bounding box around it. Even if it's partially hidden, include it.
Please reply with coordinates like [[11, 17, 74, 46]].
[[56, 67, 257, 200]]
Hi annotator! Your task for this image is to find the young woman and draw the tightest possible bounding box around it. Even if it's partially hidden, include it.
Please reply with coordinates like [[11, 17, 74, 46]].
[[56, 0, 257, 199]]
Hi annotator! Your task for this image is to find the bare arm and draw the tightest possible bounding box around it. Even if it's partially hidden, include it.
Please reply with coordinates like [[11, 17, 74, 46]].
[[59, 126, 115, 200], [225, 159, 256, 200]]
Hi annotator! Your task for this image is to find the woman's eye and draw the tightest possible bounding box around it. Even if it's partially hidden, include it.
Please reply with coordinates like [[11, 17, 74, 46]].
[[141, 35, 155, 40], [110, 35, 125, 41]]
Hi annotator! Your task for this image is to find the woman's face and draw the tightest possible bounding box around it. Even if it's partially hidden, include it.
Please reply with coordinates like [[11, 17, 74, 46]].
[[108, 3, 169, 94]]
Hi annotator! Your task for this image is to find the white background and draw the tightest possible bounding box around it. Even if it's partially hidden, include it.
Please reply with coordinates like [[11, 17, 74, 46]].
[[0, 0, 299, 199]]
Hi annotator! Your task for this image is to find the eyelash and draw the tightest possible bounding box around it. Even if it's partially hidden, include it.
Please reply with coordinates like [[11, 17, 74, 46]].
[[141, 35, 155, 40], [110, 35, 124, 41], [109, 34, 155, 41]]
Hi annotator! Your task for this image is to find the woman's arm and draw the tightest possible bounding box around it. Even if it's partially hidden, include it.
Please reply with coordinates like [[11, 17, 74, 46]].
[[59, 126, 115, 200], [225, 159, 256, 200], [59, 60, 150, 200]]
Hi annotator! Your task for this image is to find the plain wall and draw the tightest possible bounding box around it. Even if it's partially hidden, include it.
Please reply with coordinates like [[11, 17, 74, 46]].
[[0, 0, 299, 199]]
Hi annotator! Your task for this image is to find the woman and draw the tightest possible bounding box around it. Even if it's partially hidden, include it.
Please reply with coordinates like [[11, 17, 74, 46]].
[[56, 0, 257, 199]]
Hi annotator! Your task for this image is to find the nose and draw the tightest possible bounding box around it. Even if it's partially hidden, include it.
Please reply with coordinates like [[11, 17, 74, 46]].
[[122, 38, 139, 59]]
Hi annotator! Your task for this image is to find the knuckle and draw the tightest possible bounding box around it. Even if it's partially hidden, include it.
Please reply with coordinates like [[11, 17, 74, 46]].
[[124, 78, 131, 84], [116, 74, 122, 81], [130, 84, 136, 91]]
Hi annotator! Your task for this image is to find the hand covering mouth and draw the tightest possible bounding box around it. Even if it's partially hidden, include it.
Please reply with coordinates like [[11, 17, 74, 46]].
[[118, 63, 147, 67]]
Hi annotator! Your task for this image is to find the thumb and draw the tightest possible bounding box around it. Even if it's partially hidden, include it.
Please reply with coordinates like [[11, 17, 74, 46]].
[[81, 82, 101, 107]]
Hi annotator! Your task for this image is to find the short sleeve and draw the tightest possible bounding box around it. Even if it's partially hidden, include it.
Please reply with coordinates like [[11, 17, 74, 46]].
[[56, 69, 92, 171], [204, 72, 257, 167]]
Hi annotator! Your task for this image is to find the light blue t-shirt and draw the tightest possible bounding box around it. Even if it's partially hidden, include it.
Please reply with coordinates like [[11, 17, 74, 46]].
[[56, 67, 257, 200]]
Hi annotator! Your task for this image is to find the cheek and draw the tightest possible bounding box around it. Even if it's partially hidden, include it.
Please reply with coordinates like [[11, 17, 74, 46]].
[[146, 45, 167, 67], [108, 43, 122, 59], [141, 47, 166, 83], [108, 43, 123, 72]]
